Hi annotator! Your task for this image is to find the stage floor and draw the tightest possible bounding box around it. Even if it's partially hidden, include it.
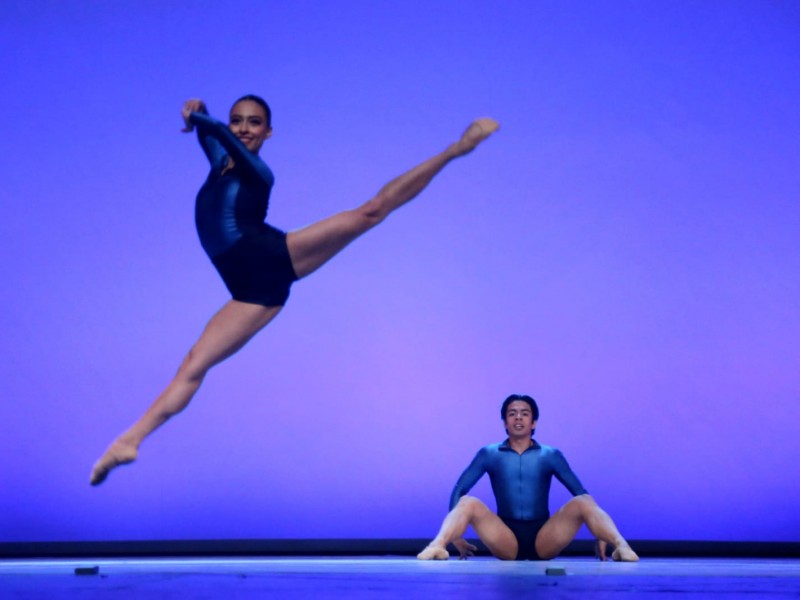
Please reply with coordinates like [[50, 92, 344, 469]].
[[2, 557, 799, 599]]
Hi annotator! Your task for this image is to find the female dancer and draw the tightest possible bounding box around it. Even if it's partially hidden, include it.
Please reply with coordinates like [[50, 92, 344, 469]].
[[90, 95, 498, 485]]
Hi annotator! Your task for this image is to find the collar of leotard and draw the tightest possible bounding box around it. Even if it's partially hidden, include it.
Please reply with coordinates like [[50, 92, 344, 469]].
[[499, 438, 540, 451]]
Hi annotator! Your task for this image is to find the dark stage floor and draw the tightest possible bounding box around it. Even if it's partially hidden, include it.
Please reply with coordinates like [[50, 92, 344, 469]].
[[2, 556, 799, 599]]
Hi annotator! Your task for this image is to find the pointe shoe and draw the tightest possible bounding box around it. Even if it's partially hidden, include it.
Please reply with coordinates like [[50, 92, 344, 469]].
[[416, 546, 450, 560], [611, 545, 640, 562], [89, 440, 138, 486]]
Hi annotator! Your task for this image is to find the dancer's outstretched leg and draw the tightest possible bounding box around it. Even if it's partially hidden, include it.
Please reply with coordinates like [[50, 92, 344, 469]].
[[89, 301, 281, 485], [287, 118, 499, 278]]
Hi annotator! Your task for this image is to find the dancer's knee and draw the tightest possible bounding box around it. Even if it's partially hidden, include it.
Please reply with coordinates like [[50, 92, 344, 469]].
[[357, 195, 389, 227], [456, 495, 489, 519], [177, 347, 210, 385], [564, 494, 597, 518]]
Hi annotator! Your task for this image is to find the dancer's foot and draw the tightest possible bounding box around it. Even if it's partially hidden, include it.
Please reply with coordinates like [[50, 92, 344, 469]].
[[90, 438, 138, 486], [611, 544, 640, 562], [417, 544, 450, 560], [454, 117, 500, 155]]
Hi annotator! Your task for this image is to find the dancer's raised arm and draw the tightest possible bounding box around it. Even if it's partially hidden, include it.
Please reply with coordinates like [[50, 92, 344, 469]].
[[181, 98, 207, 132]]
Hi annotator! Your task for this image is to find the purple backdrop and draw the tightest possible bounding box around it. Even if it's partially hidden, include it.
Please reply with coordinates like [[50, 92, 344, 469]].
[[1, 1, 798, 544]]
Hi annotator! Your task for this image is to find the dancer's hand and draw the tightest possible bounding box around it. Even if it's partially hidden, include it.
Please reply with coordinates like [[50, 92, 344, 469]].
[[453, 538, 477, 560], [595, 539, 609, 561], [181, 98, 207, 132]]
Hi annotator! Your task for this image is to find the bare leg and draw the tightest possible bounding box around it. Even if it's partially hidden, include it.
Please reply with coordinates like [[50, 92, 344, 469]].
[[534, 495, 639, 561], [287, 118, 499, 279], [417, 496, 518, 561], [90, 300, 282, 485]]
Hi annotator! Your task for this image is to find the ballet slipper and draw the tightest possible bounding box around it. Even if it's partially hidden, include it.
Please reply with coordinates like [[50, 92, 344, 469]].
[[457, 117, 500, 154], [416, 545, 450, 560], [611, 545, 640, 562], [89, 439, 138, 486]]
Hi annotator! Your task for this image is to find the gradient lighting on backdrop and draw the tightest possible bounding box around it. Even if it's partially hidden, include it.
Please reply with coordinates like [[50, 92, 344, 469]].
[[0, 1, 798, 544]]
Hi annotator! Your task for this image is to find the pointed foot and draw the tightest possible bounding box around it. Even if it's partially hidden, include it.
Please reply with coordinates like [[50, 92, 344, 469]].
[[456, 117, 500, 155], [90, 439, 138, 486]]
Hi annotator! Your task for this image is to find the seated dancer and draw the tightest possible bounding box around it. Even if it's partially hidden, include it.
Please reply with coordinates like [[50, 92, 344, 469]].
[[89, 95, 499, 485], [418, 394, 639, 562]]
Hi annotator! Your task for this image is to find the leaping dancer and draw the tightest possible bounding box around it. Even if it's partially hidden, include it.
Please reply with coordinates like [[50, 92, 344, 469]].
[[90, 95, 499, 485]]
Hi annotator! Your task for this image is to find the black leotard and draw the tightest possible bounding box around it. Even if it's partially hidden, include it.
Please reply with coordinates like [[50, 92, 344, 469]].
[[190, 111, 297, 306]]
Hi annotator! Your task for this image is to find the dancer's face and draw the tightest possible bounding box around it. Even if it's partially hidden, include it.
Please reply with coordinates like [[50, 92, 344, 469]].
[[229, 100, 272, 153], [504, 401, 536, 438]]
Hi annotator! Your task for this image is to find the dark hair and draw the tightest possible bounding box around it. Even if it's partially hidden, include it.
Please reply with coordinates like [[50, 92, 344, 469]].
[[231, 94, 272, 127], [500, 394, 539, 420]]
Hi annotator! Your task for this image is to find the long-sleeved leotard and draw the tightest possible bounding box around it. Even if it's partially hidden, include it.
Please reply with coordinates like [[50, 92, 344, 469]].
[[446, 439, 589, 561], [449, 439, 587, 521], [190, 111, 297, 306]]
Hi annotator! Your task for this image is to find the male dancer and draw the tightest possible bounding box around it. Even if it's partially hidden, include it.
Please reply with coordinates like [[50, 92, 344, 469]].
[[418, 394, 638, 561]]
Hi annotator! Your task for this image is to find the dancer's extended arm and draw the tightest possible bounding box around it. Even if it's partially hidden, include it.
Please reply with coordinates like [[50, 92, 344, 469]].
[[445, 448, 489, 555]]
